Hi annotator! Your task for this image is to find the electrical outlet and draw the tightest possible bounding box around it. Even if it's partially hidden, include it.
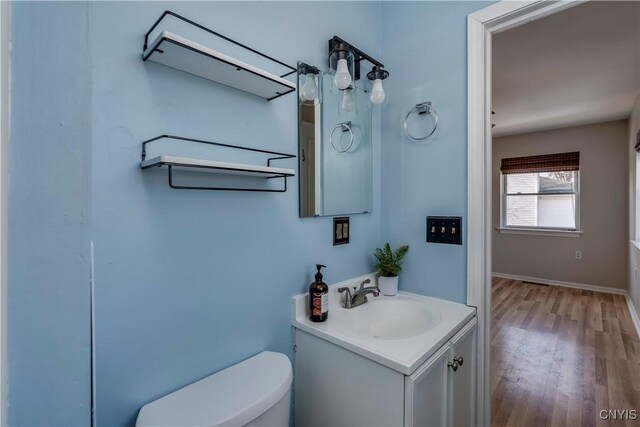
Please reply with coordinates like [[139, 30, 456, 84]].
[[333, 217, 349, 245], [575, 251, 582, 260]]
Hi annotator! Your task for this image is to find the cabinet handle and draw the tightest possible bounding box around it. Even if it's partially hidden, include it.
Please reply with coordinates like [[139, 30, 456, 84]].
[[454, 356, 464, 366], [447, 360, 459, 372]]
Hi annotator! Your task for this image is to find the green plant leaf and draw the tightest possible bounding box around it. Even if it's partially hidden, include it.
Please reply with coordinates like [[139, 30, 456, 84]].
[[373, 243, 409, 277]]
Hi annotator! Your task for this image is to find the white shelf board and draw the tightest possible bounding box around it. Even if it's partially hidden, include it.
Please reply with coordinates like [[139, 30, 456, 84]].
[[141, 155, 296, 178], [143, 31, 296, 100]]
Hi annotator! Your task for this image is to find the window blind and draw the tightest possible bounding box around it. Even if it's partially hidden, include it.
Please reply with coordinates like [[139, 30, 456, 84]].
[[500, 151, 580, 175]]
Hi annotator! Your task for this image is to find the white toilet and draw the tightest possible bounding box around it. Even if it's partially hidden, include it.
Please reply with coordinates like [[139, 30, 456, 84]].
[[135, 351, 293, 426]]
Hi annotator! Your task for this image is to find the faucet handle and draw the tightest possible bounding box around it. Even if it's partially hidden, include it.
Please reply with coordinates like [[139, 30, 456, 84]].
[[338, 287, 352, 297], [338, 287, 353, 308], [358, 278, 371, 290]]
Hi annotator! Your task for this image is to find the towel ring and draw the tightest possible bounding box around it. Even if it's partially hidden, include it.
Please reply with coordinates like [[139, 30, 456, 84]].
[[330, 121, 354, 153], [404, 102, 438, 142]]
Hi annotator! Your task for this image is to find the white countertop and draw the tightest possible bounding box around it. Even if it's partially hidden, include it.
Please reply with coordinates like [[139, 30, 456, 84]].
[[291, 273, 476, 375]]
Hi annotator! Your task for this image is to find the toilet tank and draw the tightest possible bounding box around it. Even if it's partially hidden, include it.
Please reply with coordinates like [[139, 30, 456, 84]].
[[136, 351, 293, 427]]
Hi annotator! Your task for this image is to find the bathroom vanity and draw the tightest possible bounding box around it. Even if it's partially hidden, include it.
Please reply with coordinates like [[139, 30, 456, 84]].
[[291, 274, 477, 427]]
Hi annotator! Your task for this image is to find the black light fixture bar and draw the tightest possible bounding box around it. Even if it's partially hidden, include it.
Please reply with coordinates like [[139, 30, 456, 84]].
[[298, 62, 320, 76], [366, 65, 389, 81], [328, 36, 384, 81]]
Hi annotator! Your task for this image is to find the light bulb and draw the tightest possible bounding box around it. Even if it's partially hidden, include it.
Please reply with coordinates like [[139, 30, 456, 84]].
[[370, 78, 385, 104], [300, 74, 318, 101], [341, 90, 354, 112], [334, 59, 352, 90]]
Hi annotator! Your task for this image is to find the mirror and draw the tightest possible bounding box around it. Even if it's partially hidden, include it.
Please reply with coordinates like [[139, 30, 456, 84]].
[[298, 62, 373, 217]]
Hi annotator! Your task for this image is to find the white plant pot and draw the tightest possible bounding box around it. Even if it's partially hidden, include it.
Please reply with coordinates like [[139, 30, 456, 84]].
[[378, 275, 399, 296]]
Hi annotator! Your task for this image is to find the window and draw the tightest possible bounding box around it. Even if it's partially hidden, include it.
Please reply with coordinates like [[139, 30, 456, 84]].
[[500, 152, 580, 231]]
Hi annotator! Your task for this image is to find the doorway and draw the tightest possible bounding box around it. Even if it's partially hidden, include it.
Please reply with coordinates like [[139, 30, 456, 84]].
[[467, 1, 640, 425]]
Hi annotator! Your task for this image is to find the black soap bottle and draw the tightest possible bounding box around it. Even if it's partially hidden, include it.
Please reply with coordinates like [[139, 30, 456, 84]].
[[309, 264, 328, 322]]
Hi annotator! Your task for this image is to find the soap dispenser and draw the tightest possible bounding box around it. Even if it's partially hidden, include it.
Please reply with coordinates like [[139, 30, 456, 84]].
[[309, 264, 328, 322]]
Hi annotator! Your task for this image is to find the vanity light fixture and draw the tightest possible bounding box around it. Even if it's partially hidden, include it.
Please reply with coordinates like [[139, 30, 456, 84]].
[[341, 87, 355, 112], [367, 65, 389, 105], [298, 63, 320, 102], [328, 42, 354, 91], [301, 74, 319, 101], [328, 36, 389, 106], [334, 58, 352, 90]]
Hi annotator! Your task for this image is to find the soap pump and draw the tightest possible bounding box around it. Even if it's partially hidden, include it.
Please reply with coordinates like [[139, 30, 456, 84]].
[[309, 264, 328, 322]]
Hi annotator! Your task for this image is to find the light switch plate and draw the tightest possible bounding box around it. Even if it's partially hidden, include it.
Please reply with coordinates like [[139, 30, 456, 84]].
[[427, 216, 462, 245]]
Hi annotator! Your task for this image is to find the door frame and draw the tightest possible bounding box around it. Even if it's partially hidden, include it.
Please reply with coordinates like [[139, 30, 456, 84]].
[[466, 1, 585, 425]]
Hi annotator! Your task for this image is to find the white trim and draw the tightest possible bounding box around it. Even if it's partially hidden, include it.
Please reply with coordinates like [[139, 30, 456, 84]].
[[469, 1, 583, 34], [625, 294, 640, 341], [467, 2, 586, 426], [497, 227, 582, 237], [500, 170, 581, 232], [492, 272, 627, 295], [467, 12, 491, 427]]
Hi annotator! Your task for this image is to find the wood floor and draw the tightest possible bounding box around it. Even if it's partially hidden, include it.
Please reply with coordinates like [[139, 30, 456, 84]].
[[491, 277, 640, 427]]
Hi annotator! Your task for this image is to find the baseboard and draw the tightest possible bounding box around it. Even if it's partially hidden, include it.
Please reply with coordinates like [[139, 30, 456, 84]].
[[492, 272, 627, 295], [625, 293, 640, 340], [493, 272, 640, 339]]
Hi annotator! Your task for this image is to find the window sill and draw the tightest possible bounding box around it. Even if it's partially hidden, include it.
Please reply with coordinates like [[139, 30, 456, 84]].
[[631, 241, 640, 251], [496, 227, 582, 237]]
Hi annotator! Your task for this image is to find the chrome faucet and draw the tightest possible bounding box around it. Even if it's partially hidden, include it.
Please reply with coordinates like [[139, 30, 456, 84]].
[[338, 279, 380, 309]]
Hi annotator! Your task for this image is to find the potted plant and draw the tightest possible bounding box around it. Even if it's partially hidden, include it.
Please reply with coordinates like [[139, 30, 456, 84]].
[[373, 243, 409, 296]]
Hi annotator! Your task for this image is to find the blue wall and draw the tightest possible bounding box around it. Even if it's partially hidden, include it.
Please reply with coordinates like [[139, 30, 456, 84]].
[[380, 1, 490, 303], [9, 1, 382, 426], [88, 2, 381, 426], [7, 1, 500, 425], [9, 2, 92, 426]]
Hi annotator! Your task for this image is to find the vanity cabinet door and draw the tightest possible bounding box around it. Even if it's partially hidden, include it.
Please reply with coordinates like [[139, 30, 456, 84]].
[[449, 318, 478, 427], [404, 343, 451, 427]]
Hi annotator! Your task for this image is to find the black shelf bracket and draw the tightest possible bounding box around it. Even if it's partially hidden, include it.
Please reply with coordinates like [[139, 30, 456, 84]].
[[142, 11, 297, 101], [141, 135, 295, 192], [143, 10, 297, 79]]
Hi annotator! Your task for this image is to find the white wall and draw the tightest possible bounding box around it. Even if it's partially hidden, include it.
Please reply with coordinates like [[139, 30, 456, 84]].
[[493, 120, 629, 290]]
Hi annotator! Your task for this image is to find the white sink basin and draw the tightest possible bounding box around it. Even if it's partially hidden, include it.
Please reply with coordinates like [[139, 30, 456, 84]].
[[332, 295, 441, 339], [292, 275, 476, 374]]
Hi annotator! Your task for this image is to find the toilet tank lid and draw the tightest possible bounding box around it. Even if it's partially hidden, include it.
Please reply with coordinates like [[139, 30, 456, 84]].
[[136, 351, 293, 427]]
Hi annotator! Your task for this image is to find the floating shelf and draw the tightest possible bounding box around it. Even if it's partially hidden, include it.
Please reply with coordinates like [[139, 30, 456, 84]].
[[142, 11, 296, 101], [141, 156, 295, 178], [141, 135, 296, 192]]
